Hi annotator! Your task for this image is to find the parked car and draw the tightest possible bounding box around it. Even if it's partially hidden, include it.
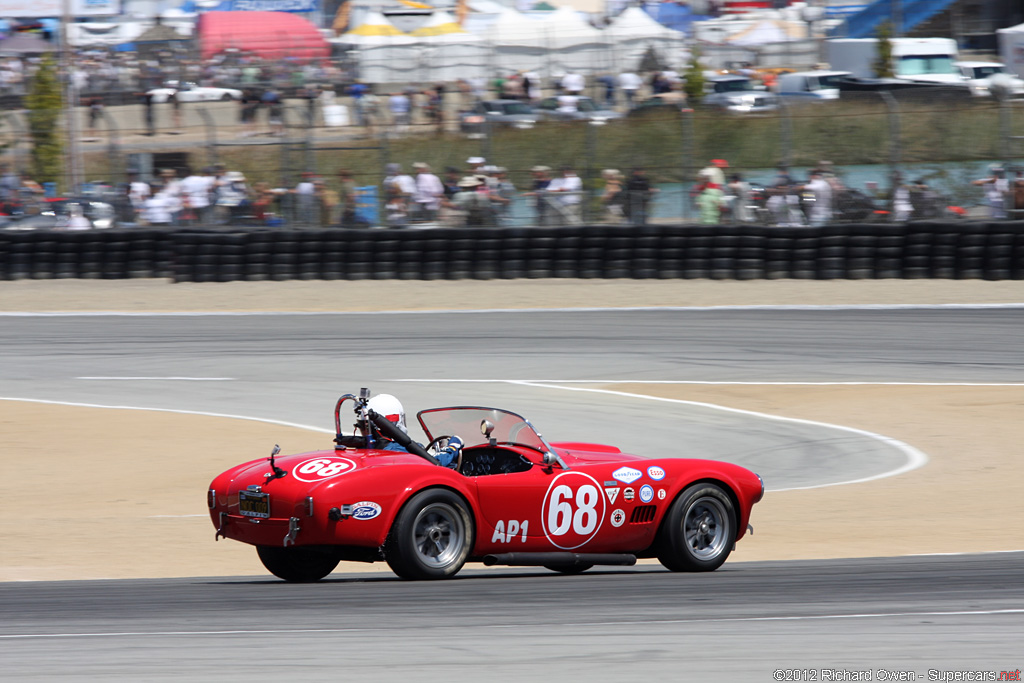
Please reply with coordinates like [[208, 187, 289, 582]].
[[776, 70, 851, 101], [459, 100, 538, 136], [956, 61, 1024, 98], [701, 74, 779, 113], [207, 390, 765, 581], [1, 197, 118, 231], [146, 81, 243, 103], [533, 96, 622, 124], [627, 91, 689, 118]]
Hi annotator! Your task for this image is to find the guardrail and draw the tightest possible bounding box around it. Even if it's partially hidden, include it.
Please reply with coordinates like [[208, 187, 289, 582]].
[[2, 222, 1023, 282]]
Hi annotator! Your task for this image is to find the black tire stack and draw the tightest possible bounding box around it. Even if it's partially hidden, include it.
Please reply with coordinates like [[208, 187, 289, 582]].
[[2, 221, 1024, 283]]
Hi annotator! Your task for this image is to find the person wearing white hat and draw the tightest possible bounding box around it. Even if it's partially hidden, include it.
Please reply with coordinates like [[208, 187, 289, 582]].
[[451, 176, 492, 227], [366, 394, 463, 468]]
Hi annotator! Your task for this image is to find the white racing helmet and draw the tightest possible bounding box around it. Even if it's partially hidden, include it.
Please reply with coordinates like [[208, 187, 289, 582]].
[[367, 394, 407, 434]]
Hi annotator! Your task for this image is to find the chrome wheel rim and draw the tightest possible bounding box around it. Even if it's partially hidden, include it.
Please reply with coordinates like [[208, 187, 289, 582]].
[[412, 502, 465, 569], [683, 496, 729, 560]]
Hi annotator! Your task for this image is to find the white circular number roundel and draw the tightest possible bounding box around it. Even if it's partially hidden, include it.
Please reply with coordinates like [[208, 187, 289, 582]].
[[292, 456, 357, 482], [541, 471, 606, 549]]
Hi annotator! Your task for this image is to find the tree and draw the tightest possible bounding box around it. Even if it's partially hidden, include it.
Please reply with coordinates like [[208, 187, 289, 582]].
[[683, 46, 705, 104], [873, 21, 895, 78], [24, 52, 63, 187]]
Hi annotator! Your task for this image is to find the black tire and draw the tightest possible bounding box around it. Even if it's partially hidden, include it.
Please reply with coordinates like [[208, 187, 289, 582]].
[[657, 483, 737, 572], [221, 93, 234, 101], [543, 564, 593, 575], [385, 489, 474, 580], [256, 545, 339, 582]]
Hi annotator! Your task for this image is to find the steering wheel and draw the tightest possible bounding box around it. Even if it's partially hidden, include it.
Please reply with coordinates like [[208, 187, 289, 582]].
[[426, 435, 463, 471], [426, 435, 452, 453]]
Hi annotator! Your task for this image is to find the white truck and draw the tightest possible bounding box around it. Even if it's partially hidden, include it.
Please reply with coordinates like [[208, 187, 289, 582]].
[[826, 37, 964, 86], [776, 70, 852, 100]]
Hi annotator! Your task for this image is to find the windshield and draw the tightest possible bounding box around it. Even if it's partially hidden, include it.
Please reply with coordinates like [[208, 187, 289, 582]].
[[897, 55, 956, 76], [499, 102, 533, 115], [714, 79, 753, 93], [576, 98, 598, 112], [816, 74, 846, 89], [418, 407, 548, 451], [970, 65, 1005, 78]]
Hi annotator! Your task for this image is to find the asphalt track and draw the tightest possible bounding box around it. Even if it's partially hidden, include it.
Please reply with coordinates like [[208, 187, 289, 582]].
[[1, 555, 1022, 680], [3, 307, 1024, 679]]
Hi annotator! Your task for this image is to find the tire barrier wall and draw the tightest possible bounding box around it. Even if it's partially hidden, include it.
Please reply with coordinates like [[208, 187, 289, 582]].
[[2, 222, 1024, 283]]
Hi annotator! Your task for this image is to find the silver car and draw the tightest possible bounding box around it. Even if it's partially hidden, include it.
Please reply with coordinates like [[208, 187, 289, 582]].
[[702, 75, 779, 113], [459, 100, 538, 137]]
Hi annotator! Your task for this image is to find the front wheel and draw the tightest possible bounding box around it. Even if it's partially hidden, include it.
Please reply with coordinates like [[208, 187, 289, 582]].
[[657, 483, 737, 572], [385, 489, 474, 580], [256, 545, 339, 582]]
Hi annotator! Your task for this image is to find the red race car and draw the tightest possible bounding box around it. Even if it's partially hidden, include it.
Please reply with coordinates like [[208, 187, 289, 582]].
[[208, 390, 764, 581]]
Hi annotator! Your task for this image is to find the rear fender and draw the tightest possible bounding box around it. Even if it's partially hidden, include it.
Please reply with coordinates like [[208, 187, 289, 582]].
[[371, 474, 478, 548]]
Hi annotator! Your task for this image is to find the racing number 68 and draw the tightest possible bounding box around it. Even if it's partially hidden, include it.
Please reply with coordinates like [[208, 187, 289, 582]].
[[542, 472, 606, 549], [548, 484, 600, 536]]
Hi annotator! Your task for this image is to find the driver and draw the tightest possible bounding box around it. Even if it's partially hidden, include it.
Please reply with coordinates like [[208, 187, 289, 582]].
[[366, 394, 463, 468]]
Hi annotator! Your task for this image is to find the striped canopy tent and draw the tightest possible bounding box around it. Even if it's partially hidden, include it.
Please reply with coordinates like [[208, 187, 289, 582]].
[[336, 11, 417, 45], [409, 11, 480, 42]]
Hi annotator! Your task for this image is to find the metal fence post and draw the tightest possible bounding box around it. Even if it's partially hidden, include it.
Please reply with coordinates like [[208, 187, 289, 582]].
[[778, 97, 793, 169], [880, 91, 901, 208], [681, 107, 695, 223], [195, 107, 218, 166], [99, 108, 123, 183], [584, 119, 596, 224]]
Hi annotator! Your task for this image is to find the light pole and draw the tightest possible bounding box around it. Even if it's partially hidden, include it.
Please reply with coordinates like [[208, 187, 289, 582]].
[[61, 0, 84, 193]]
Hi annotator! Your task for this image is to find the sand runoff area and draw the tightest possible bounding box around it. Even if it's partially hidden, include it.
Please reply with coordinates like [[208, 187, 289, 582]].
[[2, 279, 1023, 581]]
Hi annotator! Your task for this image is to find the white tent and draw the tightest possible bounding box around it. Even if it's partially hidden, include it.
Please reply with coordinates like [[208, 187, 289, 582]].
[[541, 6, 603, 50], [998, 22, 1024, 78], [410, 11, 481, 43], [334, 11, 417, 46], [606, 7, 679, 41], [725, 19, 804, 47], [604, 7, 683, 72], [480, 9, 546, 49]]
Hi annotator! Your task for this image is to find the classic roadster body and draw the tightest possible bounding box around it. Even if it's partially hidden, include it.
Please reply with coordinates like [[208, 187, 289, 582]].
[[208, 390, 764, 581]]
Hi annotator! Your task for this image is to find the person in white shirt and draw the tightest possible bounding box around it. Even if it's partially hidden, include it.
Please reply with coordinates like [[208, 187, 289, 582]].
[[804, 169, 833, 226], [412, 162, 444, 222], [178, 167, 215, 225], [618, 71, 642, 108], [561, 72, 585, 96], [126, 171, 151, 222], [384, 163, 416, 200], [294, 172, 317, 226], [546, 166, 583, 225], [142, 187, 175, 226]]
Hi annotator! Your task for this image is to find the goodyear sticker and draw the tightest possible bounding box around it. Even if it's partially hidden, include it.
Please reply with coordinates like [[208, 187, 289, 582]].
[[612, 466, 642, 485]]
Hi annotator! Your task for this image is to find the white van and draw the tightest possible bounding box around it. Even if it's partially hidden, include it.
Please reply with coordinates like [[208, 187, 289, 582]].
[[956, 61, 1024, 98], [776, 70, 851, 100]]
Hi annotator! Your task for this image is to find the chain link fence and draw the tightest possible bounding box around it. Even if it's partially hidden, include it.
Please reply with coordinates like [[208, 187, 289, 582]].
[[4, 86, 1024, 228]]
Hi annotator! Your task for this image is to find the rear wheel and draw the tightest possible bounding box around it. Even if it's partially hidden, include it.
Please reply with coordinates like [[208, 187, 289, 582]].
[[657, 483, 737, 572], [385, 489, 474, 580], [256, 545, 339, 582]]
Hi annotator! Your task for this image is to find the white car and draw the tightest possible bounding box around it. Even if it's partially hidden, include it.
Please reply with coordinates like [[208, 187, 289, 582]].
[[956, 61, 1024, 98], [146, 81, 243, 104]]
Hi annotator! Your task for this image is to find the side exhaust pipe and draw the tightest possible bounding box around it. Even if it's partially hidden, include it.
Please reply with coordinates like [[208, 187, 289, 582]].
[[483, 552, 636, 568]]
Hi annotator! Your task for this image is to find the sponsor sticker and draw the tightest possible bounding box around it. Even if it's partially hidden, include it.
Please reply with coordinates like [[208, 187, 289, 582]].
[[351, 501, 381, 520], [657, 488, 666, 500], [639, 485, 654, 503], [647, 466, 666, 481], [611, 466, 643, 485], [610, 509, 625, 527], [603, 480, 618, 487], [623, 487, 635, 502]]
